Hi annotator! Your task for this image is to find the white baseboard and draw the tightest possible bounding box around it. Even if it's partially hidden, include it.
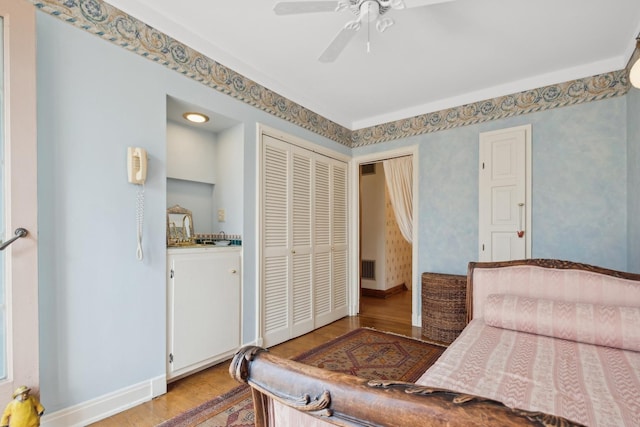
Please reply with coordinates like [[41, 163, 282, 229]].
[[40, 375, 166, 427], [151, 375, 168, 397]]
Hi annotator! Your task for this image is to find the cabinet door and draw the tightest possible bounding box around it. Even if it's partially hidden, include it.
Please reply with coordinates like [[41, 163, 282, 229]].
[[168, 251, 240, 376]]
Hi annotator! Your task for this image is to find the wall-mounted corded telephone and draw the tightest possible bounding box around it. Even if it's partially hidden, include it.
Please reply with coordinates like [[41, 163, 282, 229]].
[[127, 147, 147, 184], [127, 147, 147, 261]]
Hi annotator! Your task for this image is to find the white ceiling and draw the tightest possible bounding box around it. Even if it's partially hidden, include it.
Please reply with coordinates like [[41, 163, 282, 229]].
[[107, 0, 640, 130]]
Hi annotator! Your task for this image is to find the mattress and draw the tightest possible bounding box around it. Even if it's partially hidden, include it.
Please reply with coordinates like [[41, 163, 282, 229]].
[[416, 319, 640, 427]]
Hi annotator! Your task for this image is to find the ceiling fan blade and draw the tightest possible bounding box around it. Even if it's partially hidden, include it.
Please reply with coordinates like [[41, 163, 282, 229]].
[[273, 1, 339, 15], [402, 0, 455, 8], [319, 23, 359, 63]]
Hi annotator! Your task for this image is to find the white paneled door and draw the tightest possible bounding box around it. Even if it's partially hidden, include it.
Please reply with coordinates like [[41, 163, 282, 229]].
[[0, 0, 39, 400], [479, 125, 531, 262]]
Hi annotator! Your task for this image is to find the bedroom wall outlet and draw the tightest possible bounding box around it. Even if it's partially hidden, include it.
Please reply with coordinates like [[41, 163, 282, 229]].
[[218, 208, 225, 222]]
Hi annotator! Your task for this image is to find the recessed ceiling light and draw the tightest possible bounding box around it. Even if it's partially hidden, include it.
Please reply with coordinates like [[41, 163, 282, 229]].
[[182, 112, 210, 123]]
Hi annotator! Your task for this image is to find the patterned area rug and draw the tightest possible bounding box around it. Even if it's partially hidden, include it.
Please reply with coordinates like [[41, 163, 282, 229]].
[[159, 328, 445, 427]]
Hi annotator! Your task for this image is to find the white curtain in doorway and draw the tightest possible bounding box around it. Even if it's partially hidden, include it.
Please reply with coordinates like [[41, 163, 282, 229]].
[[383, 156, 413, 244]]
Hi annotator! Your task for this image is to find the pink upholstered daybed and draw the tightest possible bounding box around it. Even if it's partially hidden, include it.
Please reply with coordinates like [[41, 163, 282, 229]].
[[231, 259, 640, 427]]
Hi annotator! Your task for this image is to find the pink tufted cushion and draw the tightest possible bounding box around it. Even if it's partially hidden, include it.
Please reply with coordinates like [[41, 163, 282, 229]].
[[484, 294, 640, 351]]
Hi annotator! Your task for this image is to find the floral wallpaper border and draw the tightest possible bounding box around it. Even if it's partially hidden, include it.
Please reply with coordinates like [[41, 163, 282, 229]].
[[350, 69, 630, 147], [30, 0, 633, 148]]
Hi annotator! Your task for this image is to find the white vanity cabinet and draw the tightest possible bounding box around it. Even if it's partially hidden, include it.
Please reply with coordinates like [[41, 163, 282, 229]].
[[167, 246, 241, 380]]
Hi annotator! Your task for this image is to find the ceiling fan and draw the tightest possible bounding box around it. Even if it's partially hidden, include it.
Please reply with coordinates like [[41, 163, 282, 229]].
[[273, 0, 454, 62]]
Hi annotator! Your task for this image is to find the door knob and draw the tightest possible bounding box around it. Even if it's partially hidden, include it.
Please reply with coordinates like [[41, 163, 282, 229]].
[[0, 228, 28, 251], [517, 203, 525, 238]]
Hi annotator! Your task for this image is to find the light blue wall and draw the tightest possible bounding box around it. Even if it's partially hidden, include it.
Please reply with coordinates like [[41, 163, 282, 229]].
[[354, 97, 628, 275], [37, 12, 167, 412], [629, 86, 640, 273], [36, 3, 637, 418], [215, 124, 245, 235], [36, 11, 348, 412]]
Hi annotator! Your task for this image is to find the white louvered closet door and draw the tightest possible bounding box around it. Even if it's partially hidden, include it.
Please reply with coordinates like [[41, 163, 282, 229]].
[[262, 136, 291, 346], [290, 147, 314, 338], [261, 132, 348, 346], [314, 157, 332, 326], [315, 156, 349, 327], [331, 161, 349, 320]]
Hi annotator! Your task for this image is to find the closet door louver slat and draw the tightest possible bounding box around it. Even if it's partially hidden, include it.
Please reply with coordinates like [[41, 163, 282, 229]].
[[314, 252, 331, 317], [264, 257, 288, 335], [314, 161, 331, 246], [264, 144, 288, 249]]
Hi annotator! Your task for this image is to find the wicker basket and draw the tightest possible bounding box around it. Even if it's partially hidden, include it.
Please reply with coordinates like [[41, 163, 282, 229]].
[[421, 273, 467, 345]]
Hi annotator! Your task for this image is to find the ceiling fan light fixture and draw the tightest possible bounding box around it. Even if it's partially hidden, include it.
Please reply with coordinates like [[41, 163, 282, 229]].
[[274, 0, 455, 62], [360, 0, 380, 22], [376, 17, 394, 32], [388, 0, 406, 9], [335, 0, 349, 12], [345, 19, 361, 31]]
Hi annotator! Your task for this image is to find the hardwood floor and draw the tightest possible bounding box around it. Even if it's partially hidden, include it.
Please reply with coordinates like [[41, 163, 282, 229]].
[[90, 291, 417, 426]]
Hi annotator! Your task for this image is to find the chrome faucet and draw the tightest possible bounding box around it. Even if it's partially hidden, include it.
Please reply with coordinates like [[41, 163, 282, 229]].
[[219, 231, 226, 241]]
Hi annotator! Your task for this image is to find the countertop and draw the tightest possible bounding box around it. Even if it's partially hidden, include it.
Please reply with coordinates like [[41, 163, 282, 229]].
[[167, 245, 242, 254]]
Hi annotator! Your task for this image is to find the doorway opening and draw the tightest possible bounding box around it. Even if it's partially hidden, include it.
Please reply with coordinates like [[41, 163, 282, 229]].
[[355, 150, 417, 327]]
